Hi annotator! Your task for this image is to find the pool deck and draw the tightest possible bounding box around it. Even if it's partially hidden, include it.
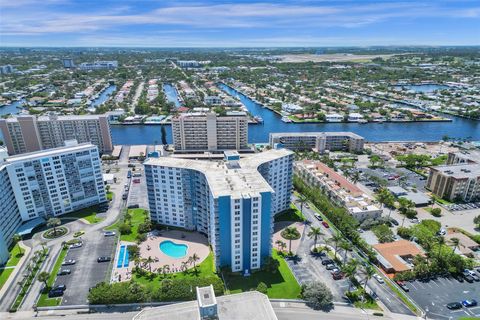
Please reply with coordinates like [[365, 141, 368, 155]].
[[113, 230, 210, 282]]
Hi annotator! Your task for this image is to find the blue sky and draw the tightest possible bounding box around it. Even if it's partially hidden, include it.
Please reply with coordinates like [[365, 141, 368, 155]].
[[1, 0, 479, 47]]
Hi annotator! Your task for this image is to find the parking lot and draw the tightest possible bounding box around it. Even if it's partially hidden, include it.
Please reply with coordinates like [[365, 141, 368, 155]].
[[359, 167, 427, 192], [405, 276, 480, 319], [444, 202, 480, 212], [126, 167, 148, 209], [54, 231, 117, 305]]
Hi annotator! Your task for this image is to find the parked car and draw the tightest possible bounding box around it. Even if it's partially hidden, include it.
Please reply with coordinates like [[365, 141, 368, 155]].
[[57, 269, 71, 276], [128, 164, 136, 168], [332, 272, 344, 280], [462, 299, 478, 307], [128, 204, 139, 209], [52, 284, 66, 291], [373, 274, 384, 284], [396, 281, 409, 292], [390, 219, 399, 226], [322, 221, 329, 228], [133, 178, 141, 183], [410, 218, 419, 224], [453, 274, 464, 283], [325, 264, 337, 270], [446, 302, 463, 310], [321, 259, 334, 265], [471, 273, 480, 282], [97, 256, 111, 263], [437, 228, 447, 236], [127, 170, 132, 178], [62, 259, 76, 266], [464, 275, 475, 283], [314, 213, 323, 221], [69, 242, 82, 249], [122, 193, 128, 200], [104, 231, 116, 237], [48, 289, 64, 298]]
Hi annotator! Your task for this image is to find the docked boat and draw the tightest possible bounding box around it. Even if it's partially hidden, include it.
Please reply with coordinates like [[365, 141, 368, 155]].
[[254, 116, 264, 123], [281, 116, 292, 123]]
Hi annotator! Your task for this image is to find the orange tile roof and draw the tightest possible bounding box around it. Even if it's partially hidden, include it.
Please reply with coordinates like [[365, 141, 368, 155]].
[[373, 240, 424, 272], [306, 161, 363, 197]]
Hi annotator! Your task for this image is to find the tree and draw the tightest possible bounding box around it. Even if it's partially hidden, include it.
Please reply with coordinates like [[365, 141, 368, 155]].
[[262, 256, 280, 274], [363, 265, 376, 290], [369, 155, 383, 168], [398, 198, 415, 216], [339, 240, 352, 263], [307, 227, 323, 249], [37, 271, 50, 288], [474, 215, 480, 229], [448, 237, 460, 260], [297, 195, 308, 216], [256, 282, 268, 294], [328, 234, 343, 260], [342, 259, 359, 290], [47, 217, 61, 236], [191, 253, 200, 269], [119, 223, 132, 235], [282, 227, 300, 254], [372, 224, 395, 243], [144, 256, 155, 272], [12, 234, 23, 255], [431, 208, 442, 217], [302, 281, 333, 310]]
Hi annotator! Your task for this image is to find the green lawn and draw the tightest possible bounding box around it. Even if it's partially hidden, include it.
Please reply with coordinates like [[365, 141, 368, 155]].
[[133, 252, 219, 291], [0, 244, 24, 289], [63, 205, 104, 224], [223, 250, 301, 299], [107, 208, 148, 242], [106, 191, 113, 201], [274, 203, 306, 223], [36, 248, 68, 307]]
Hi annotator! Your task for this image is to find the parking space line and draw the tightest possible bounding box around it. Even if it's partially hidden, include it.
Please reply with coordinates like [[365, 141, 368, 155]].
[[409, 282, 418, 290]]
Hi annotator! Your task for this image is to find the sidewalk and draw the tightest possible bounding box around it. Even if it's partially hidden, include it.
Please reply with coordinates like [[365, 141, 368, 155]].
[[0, 242, 31, 301]]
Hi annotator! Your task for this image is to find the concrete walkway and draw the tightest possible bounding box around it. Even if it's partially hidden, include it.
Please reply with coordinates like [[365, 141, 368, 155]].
[[0, 243, 31, 302]]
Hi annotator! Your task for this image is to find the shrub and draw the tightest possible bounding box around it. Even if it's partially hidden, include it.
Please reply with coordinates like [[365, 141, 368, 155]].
[[302, 281, 333, 310], [138, 220, 152, 234], [431, 208, 442, 217], [136, 233, 147, 243], [88, 281, 148, 304], [405, 209, 417, 219], [153, 277, 224, 301], [119, 223, 132, 235], [397, 227, 412, 239], [256, 282, 268, 294], [372, 224, 395, 243]]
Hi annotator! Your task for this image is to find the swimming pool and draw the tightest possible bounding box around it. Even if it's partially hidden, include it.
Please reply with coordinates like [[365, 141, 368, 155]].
[[159, 240, 188, 258]]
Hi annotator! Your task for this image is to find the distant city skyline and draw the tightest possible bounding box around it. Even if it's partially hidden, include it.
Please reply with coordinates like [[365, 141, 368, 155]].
[[1, 0, 480, 47]]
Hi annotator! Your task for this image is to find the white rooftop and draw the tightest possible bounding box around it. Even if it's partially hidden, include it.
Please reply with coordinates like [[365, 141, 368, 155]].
[[144, 148, 292, 198], [4, 143, 96, 163]]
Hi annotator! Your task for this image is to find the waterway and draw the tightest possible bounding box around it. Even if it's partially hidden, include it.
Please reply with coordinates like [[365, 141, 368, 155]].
[[90, 84, 116, 108], [163, 83, 182, 108], [393, 84, 449, 93], [0, 99, 26, 116], [108, 82, 479, 145]]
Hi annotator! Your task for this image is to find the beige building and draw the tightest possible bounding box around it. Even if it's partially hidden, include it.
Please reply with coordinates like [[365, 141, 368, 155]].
[[0, 115, 113, 155], [269, 132, 364, 154], [172, 112, 248, 152], [426, 163, 480, 202]]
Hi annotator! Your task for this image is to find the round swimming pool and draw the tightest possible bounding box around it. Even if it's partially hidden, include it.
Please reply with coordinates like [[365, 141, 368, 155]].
[[159, 240, 188, 258]]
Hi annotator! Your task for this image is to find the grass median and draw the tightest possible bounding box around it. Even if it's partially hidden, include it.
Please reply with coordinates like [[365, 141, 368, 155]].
[[36, 248, 68, 307]]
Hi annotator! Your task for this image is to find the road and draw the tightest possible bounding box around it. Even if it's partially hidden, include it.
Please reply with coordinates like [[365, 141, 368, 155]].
[[0, 303, 420, 320], [291, 194, 415, 316], [131, 81, 145, 113]]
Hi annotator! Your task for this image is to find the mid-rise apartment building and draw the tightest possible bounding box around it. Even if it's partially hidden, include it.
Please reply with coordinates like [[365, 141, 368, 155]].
[[0, 115, 113, 155], [0, 143, 106, 264], [172, 112, 248, 152], [269, 132, 364, 154], [144, 149, 293, 272], [79, 61, 118, 70], [294, 160, 382, 221], [426, 163, 480, 202]]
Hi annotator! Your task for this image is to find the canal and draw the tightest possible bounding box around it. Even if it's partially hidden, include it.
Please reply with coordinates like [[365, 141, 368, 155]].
[[0, 99, 26, 116], [163, 83, 182, 108], [110, 83, 479, 145], [90, 84, 116, 108]]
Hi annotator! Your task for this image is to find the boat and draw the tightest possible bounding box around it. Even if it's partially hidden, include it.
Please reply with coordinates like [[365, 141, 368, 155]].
[[281, 116, 292, 123], [358, 119, 368, 124], [254, 116, 264, 123]]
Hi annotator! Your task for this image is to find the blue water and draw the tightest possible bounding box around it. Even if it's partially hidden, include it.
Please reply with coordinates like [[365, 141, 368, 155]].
[[90, 85, 116, 108], [159, 240, 188, 258], [117, 245, 125, 268], [0, 99, 25, 116], [163, 83, 182, 107], [109, 84, 479, 144], [123, 247, 129, 267], [393, 84, 449, 93]]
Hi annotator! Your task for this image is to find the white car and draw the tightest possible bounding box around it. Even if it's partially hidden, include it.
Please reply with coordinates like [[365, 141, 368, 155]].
[[104, 231, 116, 237], [69, 242, 83, 249], [373, 274, 384, 284]]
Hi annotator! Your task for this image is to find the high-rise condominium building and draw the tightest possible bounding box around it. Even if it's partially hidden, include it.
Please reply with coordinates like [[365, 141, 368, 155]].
[[0, 143, 106, 264], [62, 58, 75, 68], [172, 112, 249, 152], [79, 61, 118, 70], [0, 115, 113, 155], [269, 132, 364, 154], [426, 164, 480, 202], [144, 149, 293, 272]]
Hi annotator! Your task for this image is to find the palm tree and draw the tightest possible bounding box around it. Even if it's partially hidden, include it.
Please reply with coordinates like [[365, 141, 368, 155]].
[[40, 241, 47, 253], [275, 240, 284, 250], [340, 240, 352, 264], [297, 195, 308, 216], [181, 261, 189, 272], [37, 271, 50, 288], [448, 237, 460, 259], [191, 253, 200, 269], [342, 259, 359, 290], [328, 234, 343, 260], [436, 237, 445, 261], [282, 227, 300, 254], [307, 227, 323, 249], [144, 256, 155, 272], [47, 217, 61, 236], [12, 234, 23, 255], [363, 265, 376, 290]]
